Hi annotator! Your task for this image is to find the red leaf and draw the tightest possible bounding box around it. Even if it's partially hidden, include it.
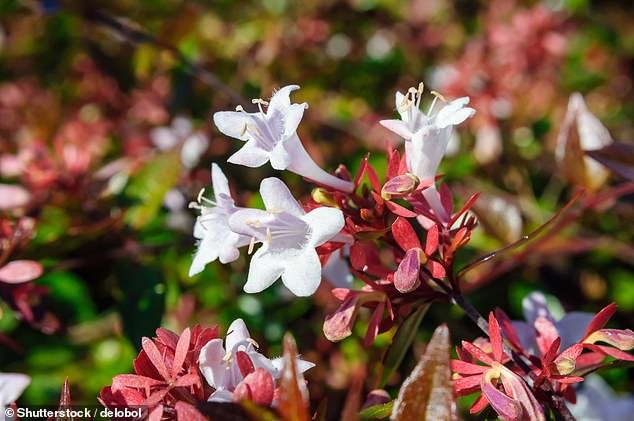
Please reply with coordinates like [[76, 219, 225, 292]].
[[171, 327, 191, 379], [469, 393, 489, 414], [141, 338, 171, 380], [366, 162, 382, 193], [386, 200, 418, 218], [0, 260, 43, 284], [112, 374, 163, 390], [424, 225, 439, 256], [148, 404, 164, 421], [584, 344, 634, 362], [461, 341, 494, 365], [427, 260, 446, 279], [241, 368, 275, 406], [583, 303, 617, 339], [354, 154, 371, 188], [451, 360, 487, 375], [439, 184, 453, 216], [175, 401, 207, 421], [494, 309, 523, 352], [488, 313, 503, 362], [453, 375, 482, 396], [364, 301, 385, 347], [448, 192, 480, 228], [156, 328, 179, 350], [174, 373, 199, 387], [392, 217, 422, 251], [236, 351, 255, 377], [388, 149, 401, 178]]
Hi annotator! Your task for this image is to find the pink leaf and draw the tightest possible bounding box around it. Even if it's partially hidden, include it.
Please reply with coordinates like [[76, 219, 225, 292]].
[[364, 301, 385, 347], [583, 303, 617, 339], [461, 341, 494, 365], [0, 184, 30, 210], [171, 327, 191, 379], [142, 338, 170, 380], [488, 312, 504, 362], [394, 249, 421, 293], [451, 360, 488, 375], [392, 217, 422, 251], [424, 224, 439, 256]]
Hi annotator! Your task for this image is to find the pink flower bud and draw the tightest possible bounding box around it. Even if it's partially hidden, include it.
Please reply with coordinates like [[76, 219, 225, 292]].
[[381, 173, 420, 200], [394, 248, 422, 293]]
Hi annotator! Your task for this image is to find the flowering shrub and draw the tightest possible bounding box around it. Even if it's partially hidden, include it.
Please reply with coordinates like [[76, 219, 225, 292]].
[[1, 1, 633, 421]]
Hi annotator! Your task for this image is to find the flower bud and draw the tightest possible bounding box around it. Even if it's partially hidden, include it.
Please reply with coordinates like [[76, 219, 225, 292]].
[[311, 187, 337, 207], [381, 173, 420, 200]]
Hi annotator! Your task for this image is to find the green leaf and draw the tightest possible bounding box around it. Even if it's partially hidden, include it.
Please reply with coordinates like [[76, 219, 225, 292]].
[[359, 402, 394, 420], [390, 324, 457, 421], [114, 261, 165, 350], [124, 151, 182, 229], [379, 303, 429, 387], [37, 272, 97, 323]]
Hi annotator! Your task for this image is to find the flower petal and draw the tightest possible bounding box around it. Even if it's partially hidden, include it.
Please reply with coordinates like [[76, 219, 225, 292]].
[[280, 249, 322, 297], [211, 163, 231, 199], [198, 338, 227, 389], [259, 177, 304, 216], [268, 85, 300, 115], [226, 319, 251, 352], [270, 142, 293, 170], [302, 207, 345, 247], [282, 103, 306, 138], [213, 111, 252, 141], [0, 373, 30, 405], [244, 247, 285, 293], [380, 119, 413, 140], [435, 97, 475, 129], [227, 140, 270, 168]]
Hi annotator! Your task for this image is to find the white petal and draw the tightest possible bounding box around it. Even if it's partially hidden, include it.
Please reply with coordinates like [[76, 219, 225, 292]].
[[302, 207, 344, 247], [227, 140, 271, 168], [213, 111, 253, 141], [380, 119, 413, 140], [226, 319, 251, 351], [282, 103, 306, 138], [211, 163, 231, 199], [408, 127, 452, 180], [259, 177, 304, 216], [268, 85, 300, 115], [269, 357, 315, 380], [228, 208, 272, 240], [435, 97, 475, 129], [322, 249, 353, 288], [280, 250, 322, 297], [208, 389, 234, 402], [244, 247, 285, 293], [189, 232, 219, 276], [270, 142, 293, 170], [249, 351, 277, 375], [0, 373, 30, 405], [198, 339, 227, 389]]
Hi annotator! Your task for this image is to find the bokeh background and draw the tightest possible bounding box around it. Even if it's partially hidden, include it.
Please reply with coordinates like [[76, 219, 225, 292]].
[[0, 0, 632, 418]]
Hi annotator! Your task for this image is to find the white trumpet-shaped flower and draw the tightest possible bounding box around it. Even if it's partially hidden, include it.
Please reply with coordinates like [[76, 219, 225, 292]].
[[229, 177, 345, 296], [0, 372, 30, 414], [198, 319, 314, 402], [380, 84, 475, 221], [213, 85, 353, 192], [189, 164, 250, 276]]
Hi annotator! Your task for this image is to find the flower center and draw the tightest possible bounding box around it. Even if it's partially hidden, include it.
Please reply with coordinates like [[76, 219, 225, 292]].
[[235, 100, 284, 152], [397, 82, 447, 132], [246, 212, 311, 253]]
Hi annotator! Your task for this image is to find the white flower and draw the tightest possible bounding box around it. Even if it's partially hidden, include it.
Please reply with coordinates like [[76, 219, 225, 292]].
[[198, 319, 314, 402], [0, 372, 30, 414], [229, 177, 345, 296], [556, 93, 613, 191], [568, 374, 634, 421], [213, 85, 353, 192], [512, 291, 594, 354], [150, 117, 209, 168], [380, 84, 475, 221], [189, 164, 250, 276], [322, 246, 353, 289]]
